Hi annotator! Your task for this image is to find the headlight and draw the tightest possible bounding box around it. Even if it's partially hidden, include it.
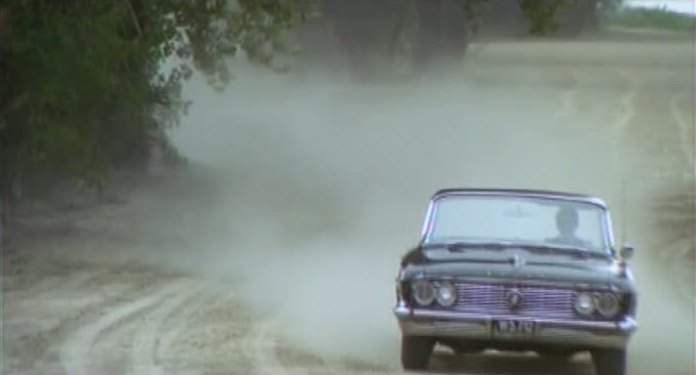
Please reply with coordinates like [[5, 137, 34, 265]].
[[596, 293, 620, 318], [574, 293, 595, 316], [412, 279, 436, 306], [436, 281, 457, 307]]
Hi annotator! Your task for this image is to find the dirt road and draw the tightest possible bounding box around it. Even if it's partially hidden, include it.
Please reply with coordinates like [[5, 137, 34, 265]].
[[3, 35, 694, 375]]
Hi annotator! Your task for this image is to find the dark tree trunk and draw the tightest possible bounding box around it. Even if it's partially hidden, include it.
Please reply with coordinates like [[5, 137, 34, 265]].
[[316, 0, 469, 71], [413, 0, 469, 70]]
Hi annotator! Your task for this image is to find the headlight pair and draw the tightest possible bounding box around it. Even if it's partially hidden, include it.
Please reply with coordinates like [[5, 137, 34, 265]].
[[574, 292, 621, 318], [412, 279, 457, 307]]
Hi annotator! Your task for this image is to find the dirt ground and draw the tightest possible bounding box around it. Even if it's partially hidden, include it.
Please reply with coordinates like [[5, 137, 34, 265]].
[[2, 33, 695, 375]]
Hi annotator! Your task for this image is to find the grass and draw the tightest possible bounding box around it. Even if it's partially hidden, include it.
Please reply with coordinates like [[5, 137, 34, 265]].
[[603, 7, 695, 32]]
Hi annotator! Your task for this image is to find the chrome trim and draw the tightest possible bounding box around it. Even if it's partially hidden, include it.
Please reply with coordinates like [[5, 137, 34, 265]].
[[423, 201, 439, 244], [430, 191, 608, 208], [394, 306, 637, 349], [421, 192, 613, 250], [420, 200, 435, 240], [605, 210, 617, 250], [452, 282, 576, 320], [394, 307, 637, 329], [418, 276, 621, 291]]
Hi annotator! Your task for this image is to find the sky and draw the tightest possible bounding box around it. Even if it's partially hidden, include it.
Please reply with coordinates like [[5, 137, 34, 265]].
[[625, 0, 696, 14]]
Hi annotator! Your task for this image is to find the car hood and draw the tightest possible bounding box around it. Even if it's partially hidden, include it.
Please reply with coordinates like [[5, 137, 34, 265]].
[[404, 248, 634, 290]]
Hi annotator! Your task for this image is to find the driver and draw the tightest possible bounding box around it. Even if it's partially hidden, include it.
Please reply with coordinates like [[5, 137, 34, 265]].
[[547, 206, 591, 249]]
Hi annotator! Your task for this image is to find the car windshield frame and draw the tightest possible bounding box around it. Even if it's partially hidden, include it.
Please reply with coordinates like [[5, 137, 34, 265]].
[[420, 192, 614, 255]]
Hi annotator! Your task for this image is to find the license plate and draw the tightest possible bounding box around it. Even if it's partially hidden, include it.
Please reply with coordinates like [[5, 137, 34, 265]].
[[492, 319, 537, 336]]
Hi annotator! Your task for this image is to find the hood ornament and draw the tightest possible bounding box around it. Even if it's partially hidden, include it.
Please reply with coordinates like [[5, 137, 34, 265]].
[[511, 253, 526, 269], [505, 288, 523, 310]]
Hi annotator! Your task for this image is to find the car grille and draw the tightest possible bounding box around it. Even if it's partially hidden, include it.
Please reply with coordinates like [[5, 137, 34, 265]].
[[450, 282, 577, 320]]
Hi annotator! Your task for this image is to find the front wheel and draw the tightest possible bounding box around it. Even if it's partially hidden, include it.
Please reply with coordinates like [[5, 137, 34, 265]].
[[401, 335, 435, 371], [592, 348, 627, 375]]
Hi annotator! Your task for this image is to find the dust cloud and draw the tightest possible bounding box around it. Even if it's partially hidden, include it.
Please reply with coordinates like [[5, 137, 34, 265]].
[[166, 37, 694, 374]]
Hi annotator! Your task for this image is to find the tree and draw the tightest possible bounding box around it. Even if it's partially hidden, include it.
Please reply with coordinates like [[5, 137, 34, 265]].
[[312, 0, 606, 71], [0, 0, 607, 222], [0, 0, 314, 222]]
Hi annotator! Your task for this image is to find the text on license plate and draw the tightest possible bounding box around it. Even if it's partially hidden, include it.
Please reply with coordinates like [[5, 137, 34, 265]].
[[493, 319, 537, 335]]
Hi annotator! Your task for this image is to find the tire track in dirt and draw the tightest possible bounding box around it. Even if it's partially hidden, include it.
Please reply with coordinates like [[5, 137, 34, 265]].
[[604, 68, 641, 200], [153, 292, 211, 360], [612, 69, 641, 138], [128, 282, 204, 375], [241, 319, 292, 375], [554, 69, 579, 120], [236, 318, 594, 375], [240, 318, 347, 375], [669, 91, 694, 169], [4, 269, 96, 302], [240, 318, 389, 375], [5, 267, 176, 374], [549, 66, 639, 196], [557, 67, 636, 143], [59, 281, 190, 375]]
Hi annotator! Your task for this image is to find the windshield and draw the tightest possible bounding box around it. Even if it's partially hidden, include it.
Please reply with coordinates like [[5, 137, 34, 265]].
[[425, 195, 609, 253]]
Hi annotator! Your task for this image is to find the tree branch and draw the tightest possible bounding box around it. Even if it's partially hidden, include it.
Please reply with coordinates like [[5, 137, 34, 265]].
[[122, 0, 142, 38]]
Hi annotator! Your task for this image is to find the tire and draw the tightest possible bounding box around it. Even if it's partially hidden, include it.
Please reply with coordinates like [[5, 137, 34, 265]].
[[592, 348, 627, 375], [401, 335, 435, 371]]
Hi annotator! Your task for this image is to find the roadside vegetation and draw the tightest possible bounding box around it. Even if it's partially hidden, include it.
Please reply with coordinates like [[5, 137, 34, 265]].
[[0, 0, 314, 222], [603, 6, 695, 32], [0, 0, 668, 226]]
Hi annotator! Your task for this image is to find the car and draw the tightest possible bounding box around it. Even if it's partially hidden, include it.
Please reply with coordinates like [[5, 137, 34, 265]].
[[394, 188, 638, 375]]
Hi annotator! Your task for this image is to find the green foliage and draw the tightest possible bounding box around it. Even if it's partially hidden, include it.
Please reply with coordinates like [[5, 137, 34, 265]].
[[603, 6, 695, 31], [519, 0, 578, 35], [456, 0, 593, 36], [460, 0, 490, 33], [0, 0, 601, 216], [0, 0, 315, 209], [601, 0, 624, 12], [1, 2, 135, 191]]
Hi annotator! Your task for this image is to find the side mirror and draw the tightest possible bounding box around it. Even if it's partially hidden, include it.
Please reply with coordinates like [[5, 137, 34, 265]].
[[619, 244, 635, 261]]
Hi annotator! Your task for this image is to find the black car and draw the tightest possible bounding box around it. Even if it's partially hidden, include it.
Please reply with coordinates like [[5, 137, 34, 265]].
[[394, 188, 638, 375]]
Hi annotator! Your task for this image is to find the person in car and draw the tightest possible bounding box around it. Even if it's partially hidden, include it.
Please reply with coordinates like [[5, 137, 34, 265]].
[[546, 206, 592, 249]]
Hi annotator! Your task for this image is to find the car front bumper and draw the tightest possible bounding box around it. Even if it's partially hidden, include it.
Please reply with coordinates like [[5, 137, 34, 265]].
[[394, 305, 637, 349]]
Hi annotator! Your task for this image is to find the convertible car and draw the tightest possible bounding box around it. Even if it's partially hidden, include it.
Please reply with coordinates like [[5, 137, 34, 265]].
[[394, 188, 638, 375]]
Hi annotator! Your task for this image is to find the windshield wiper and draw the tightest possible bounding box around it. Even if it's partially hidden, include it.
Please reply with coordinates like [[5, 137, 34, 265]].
[[442, 241, 517, 252], [516, 244, 611, 260], [428, 241, 611, 260]]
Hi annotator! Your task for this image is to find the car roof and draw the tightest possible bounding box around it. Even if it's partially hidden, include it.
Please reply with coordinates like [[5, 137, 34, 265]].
[[431, 188, 608, 208]]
